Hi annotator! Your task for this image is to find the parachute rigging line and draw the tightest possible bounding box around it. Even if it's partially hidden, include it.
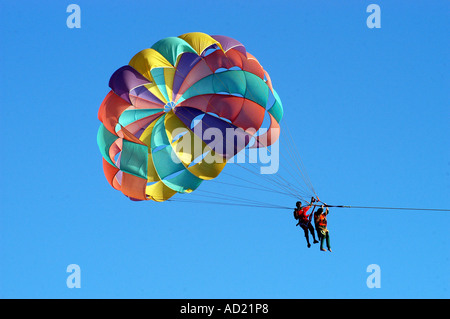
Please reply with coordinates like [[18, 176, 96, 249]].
[[321, 205, 450, 212], [193, 48, 318, 201], [172, 100, 312, 202]]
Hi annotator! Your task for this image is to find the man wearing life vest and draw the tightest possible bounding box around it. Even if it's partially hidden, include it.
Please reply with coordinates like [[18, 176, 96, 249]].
[[294, 197, 319, 248], [314, 206, 332, 252]]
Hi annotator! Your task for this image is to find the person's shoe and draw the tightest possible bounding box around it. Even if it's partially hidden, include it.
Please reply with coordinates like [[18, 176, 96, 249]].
[[328, 249, 332, 252], [313, 240, 319, 244], [307, 243, 311, 248], [320, 248, 326, 251]]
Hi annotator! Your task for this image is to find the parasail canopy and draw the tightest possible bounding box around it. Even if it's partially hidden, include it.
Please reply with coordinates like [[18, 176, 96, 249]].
[[97, 32, 283, 202]]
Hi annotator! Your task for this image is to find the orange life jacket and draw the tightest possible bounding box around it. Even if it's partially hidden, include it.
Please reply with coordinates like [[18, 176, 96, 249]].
[[317, 214, 327, 227]]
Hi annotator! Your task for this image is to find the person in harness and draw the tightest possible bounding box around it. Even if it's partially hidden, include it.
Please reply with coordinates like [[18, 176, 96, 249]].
[[294, 197, 319, 248], [314, 205, 332, 252]]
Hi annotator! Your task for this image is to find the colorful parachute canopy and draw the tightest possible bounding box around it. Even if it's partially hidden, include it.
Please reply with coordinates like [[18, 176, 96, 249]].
[[97, 32, 283, 202]]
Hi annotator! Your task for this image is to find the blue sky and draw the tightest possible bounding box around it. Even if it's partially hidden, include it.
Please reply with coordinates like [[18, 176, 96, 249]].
[[0, 0, 449, 298]]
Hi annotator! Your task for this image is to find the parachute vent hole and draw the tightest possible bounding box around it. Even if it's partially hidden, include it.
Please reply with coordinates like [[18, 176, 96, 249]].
[[188, 150, 212, 167], [164, 101, 176, 112], [215, 68, 228, 74], [190, 114, 205, 130], [153, 144, 168, 153], [163, 170, 183, 180], [114, 152, 122, 166], [114, 171, 123, 186], [202, 45, 219, 57], [171, 131, 188, 144], [206, 112, 232, 124], [215, 91, 244, 98], [214, 66, 242, 74], [266, 90, 276, 110]]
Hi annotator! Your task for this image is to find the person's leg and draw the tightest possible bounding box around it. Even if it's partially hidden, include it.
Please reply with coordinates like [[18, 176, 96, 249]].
[[320, 230, 326, 251], [301, 225, 311, 247], [326, 231, 331, 252], [315, 224, 322, 242], [308, 224, 318, 243]]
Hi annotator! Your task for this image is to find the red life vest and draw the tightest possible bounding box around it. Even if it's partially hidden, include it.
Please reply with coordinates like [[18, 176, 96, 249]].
[[297, 206, 311, 224]]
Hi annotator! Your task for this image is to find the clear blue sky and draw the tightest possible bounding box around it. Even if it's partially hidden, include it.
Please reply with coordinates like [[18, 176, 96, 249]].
[[0, 0, 449, 298]]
